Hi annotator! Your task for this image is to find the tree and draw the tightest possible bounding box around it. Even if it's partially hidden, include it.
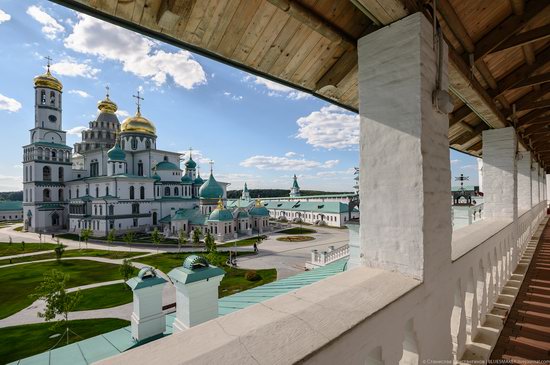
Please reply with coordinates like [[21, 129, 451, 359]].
[[192, 228, 201, 246], [177, 230, 187, 253], [123, 232, 135, 252], [55, 244, 64, 263], [151, 227, 163, 253], [119, 259, 134, 284], [30, 270, 82, 344], [80, 228, 92, 249], [107, 229, 116, 251], [205, 232, 216, 253]]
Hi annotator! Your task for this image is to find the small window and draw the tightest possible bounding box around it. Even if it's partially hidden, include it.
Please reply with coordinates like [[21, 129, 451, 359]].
[[131, 137, 137, 150], [40, 90, 46, 104]]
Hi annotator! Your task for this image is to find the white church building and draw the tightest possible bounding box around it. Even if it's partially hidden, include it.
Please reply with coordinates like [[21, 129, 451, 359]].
[[22, 65, 270, 241]]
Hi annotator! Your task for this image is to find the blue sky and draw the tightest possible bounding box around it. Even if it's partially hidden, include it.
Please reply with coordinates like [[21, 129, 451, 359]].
[[0, 0, 479, 192]]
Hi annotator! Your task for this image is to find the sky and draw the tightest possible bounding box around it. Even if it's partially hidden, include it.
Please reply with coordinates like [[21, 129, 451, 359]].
[[0, 0, 480, 192]]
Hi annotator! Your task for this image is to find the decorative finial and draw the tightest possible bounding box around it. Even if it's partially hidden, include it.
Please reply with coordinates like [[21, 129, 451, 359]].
[[255, 198, 262, 207], [45, 56, 52, 72], [105, 85, 110, 99], [197, 166, 201, 176], [189, 147, 193, 159], [217, 197, 223, 210], [132, 89, 144, 114], [209, 160, 214, 174]]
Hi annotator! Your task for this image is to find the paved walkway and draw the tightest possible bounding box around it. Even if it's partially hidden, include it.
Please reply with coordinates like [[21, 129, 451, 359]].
[[491, 219, 550, 362]]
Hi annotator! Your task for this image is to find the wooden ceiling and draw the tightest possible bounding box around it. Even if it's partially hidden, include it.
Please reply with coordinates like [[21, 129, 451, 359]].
[[52, 0, 550, 170]]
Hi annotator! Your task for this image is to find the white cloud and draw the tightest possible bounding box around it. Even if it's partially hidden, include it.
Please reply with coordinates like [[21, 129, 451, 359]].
[[246, 76, 311, 100], [451, 159, 459, 164], [0, 9, 11, 24], [26, 6, 64, 40], [285, 151, 304, 158], [115, 110, 130, 118], [65, 15, 206, 89], [223, 91, 243, 101], [0, 93, 22, 112], [68, 89, 91, 98], [178, 149, 211, 165], [240, 155, 339, 171], [50, 60, 99, 79], [460, 164, 477, 170], [296, 105, 359, 150], [67, 126, 87, 136], [0, 174, 22, 191]]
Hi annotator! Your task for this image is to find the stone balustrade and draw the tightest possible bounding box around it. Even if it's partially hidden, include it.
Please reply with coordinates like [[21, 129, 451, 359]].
[[309, 244, 350, 268]]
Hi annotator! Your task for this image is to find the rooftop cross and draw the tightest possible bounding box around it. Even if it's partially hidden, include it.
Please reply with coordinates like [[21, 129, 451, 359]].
[[105, 85, 110, 98], [132, 90, 144, 114], [189, 147, 193, 159], [209, 160, 214, 174], [45, 56, 52, 71], [455, 174, 469, 190]]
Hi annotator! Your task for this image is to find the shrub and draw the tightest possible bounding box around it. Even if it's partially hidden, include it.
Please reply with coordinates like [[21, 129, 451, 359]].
[[244, 270, 261, 282]]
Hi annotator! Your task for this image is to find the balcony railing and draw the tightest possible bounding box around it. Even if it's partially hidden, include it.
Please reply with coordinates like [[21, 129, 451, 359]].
[[308, 244, 350, 269]]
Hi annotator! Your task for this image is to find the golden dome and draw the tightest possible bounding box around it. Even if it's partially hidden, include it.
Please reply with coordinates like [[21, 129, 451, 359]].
[[97, 95, 118, 114], [120, 111, 156, 136], [34, 69, 62, 92]]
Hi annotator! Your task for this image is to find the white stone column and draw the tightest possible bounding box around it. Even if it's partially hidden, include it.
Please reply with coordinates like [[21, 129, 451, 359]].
[[532, 161, 539, 205], [517, 152, 532, 212], [482, 128, 517, 221], [358, 13, 451, 280]]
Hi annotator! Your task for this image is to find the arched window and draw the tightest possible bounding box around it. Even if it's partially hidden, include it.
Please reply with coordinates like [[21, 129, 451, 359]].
[[174, 187, 179, 196], [40, 90, 46, 104], [145, 139, 151, 149], [50, 91, 55, 106], [108, 205, 114, 215], [130, 186, 135, 200], [131, 137, 137, 150], [164, 187, 170, 196], [94, 205, 97, 215], [138, 161, 143, 176], [140, 186, 145, 199], [58, 189, 63, 201], [69, 189, 71, 199], [106, 186, 109, 196], [43, 189, 51, 202], [43, 166, 51, 181], [58, 167, 64, 182], [163, 156, 168, 161], [95, 186, 99, 197], [132, 203, 140, 214], [152, 212, 157, 225]]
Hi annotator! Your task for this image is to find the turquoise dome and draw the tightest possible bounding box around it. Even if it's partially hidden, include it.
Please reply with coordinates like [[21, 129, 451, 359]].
[[199, 174, 223, 199], [107, 144, 126, 161], [152, 173, 161, 182], [185, 157, 197, 169], [181, 175, 192, 184], [194, 175, 204, 185], [250, 201, 269, 216], [155, 161, 180, 170], [209, 208, 234, 222], [237, 210, 249, 218]]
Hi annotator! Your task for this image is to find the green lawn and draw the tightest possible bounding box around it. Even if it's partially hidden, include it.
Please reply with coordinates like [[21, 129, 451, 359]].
[[71, 283, 132, 311], [218, 235, 267, 248], [13, 226, 23, 232], [276, 236, 315, 242], [0, 260, 136, 319], [0, 318, 130, 364], [0, 242, 57, 257], [134, 252, 276, 297], [0, 249, 144, 266], [278, 227, 317, 234]]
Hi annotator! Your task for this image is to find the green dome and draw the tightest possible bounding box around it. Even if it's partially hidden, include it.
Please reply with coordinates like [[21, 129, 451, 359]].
[[155, 161, 180, 170], [194, 175, 204, 185], [250, 201, 269, 216], [209, 208, 234, 222], [199, 174, 223, 199], [181, 175, 193, 184], [107, 144, 126, 161], [152, 173, 161, 182], [183, 255, 209, 270], [185, 157, 197, 169], [237, 210, 249, 218]]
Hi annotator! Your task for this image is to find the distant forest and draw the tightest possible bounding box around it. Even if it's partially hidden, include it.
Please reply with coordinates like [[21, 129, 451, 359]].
[[0, 191, 23, 201], [226, 189, 353, 199]]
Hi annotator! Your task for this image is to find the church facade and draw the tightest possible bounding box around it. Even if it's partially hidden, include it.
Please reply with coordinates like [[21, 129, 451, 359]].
[[22, 66, 270, 241]]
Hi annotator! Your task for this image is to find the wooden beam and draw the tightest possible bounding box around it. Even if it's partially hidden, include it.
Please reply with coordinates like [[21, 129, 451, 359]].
[[316, 49, 357, 90], [493, 24, 550, 53], [516, 99, 550, 112], [510, 0, 525, 16], [519, 116, 550, 130], [491, 46, 550, 98], [449, 104, 473, 127], [519, 108, 550, 127], [511, 72, 550, 90], [512, 83, 550, 113], [473, 1, 548, 61]]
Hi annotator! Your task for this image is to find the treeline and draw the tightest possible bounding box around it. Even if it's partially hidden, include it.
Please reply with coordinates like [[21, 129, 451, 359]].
[[0, 191, 23, 201], [226, 189, 353, 199]]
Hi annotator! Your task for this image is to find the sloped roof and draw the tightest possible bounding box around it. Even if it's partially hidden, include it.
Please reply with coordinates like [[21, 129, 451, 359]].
[[0, 201, 22, 211], [172, 208, 208, 225], [263, 200, 350, 214]]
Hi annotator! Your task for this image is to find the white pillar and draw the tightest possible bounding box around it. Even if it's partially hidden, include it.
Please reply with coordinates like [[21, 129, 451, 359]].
[[477, 158, 483, 193], [517, 152, 532, 213], [346, 221, 361, 270], [358, 12, 451, 280], [127, 267, 167, 342], [482, 128, 517, 221], [532, 161, 539, 205]]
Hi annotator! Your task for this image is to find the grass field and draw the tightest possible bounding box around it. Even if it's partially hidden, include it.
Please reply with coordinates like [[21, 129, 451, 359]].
[[0, 260, 136, 319], [277, 227, 317, 235], [70, 283, 132, 311], [217, 235, 267, 248], [0, 318, 130, 364], [0, 249, 144, 266], [0, 242, 57, 257], [135, 252, 276, 297], [276, 236, 315, 242]]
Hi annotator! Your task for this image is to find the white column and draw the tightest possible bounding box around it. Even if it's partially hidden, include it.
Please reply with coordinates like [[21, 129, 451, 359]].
[[477, 158, 483, 193], [517, 152, 532, 213], [482, 128, 517, 221], [358, 13, 451, 280], [532, 161, 539, 205]]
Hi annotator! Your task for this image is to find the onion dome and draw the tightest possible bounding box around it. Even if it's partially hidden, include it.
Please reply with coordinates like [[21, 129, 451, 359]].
[[209, 199, 234, 222], [97, 95, 118, 114], [34, 68, 62, 92], [249, 199, 270, 217], [237, 210, 250, 218], [120, 111, 156, 136], [107, 143, 126, 161], [155, 161, 180, 171], [194, 174, 204, 185], [181, 175, 193, 184], [152, 173, 161, 182], [185, 156, 197, 169], [199, 173, 223, 199]]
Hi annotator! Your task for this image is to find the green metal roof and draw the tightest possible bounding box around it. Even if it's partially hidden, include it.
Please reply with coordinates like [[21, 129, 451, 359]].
[[208, 208, 234, 221], [171, 208, 208, 225], [30, 141, 71, 149], [107, 144, 126, 161], [225, 199, 254, 208], [249, 205, 270, 217], [199, 174, 223, 199], [126, 268, 167, 290], [0, 201, 22, 211], [155, 161, 180, 171], [262, 193, 356, 200], [168, 259, 225, 285], [263, 200, 350, 214], [159, 214, 171, 224], [11, 260, 347, 364]]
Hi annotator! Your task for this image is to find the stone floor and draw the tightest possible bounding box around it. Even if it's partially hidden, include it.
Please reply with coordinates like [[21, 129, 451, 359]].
[[491, 220, 550, 362]]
